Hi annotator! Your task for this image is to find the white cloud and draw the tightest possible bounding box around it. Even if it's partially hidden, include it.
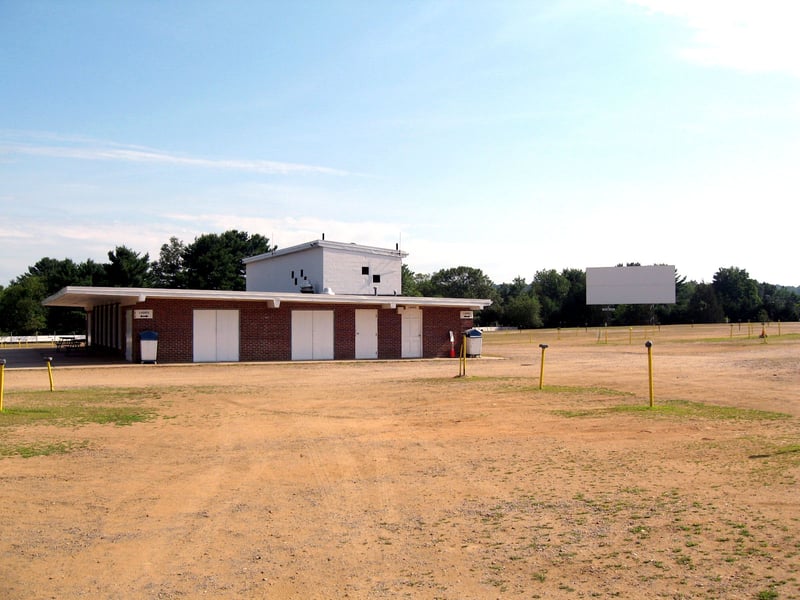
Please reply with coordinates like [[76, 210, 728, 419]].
[[630, 0, 800, 77], [164, 213, 408, 252], [0, 132, 349, 176]]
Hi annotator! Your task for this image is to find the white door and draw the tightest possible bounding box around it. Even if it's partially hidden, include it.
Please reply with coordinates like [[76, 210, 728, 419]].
[[291, 311, 314, 360], [193, 310, 240, 362], [292, 310, 334, 360], [194, 310, 216, 362], [313, 311, 334, 359], [401, 306, 423, 358], [355, 309, 378, 359], [216, 310, 240, 362]]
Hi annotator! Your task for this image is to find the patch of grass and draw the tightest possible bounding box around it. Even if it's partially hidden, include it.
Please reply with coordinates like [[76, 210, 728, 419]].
[[407, 377, 636, 400], [556, 399, 789, 421], [695, 333, 800, 344], [757, 588, 779, 600], [542, 385, 634, 396], [0, 440, 89, 458], [774, 444, 800, 456], [0, 388, 159, 428], [553, 408, 599, 418], [611, 400, 789, 421]]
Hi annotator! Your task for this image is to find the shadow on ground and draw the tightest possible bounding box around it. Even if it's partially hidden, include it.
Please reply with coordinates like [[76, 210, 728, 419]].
[[0, 345, 128, 369]]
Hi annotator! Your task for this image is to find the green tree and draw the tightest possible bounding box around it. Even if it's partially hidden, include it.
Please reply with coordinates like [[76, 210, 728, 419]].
[[183, 230, 273, 290], [151, 236, 187, 288], [24, 258, 94, 332], [712, 267, 759, 322], [26, 257, 81, 294], [421, 266, 499, 326], [559, 268, 588, 327], [686, 282, 725, 323], [0, 276, 48, 334], [401, 264, 423, 296], [759, 283, 800, 322], [425, 266, 498, 300], [503, 292, 542, 329], [532, 269, 570, 327], [659, 273, 693, 324], [102, 246, 152, 287], [496, 277, 529, 303], [413, 272, 434, 297], [78, 259, 106, 286]]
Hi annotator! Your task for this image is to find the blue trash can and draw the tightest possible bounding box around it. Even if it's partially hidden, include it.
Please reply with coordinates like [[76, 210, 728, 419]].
[[140, 330, 158, 364], [465, 329, 483, 357]]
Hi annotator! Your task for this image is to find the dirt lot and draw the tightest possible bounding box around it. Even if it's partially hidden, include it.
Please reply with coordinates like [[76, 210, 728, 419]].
[[1, 323, 799, 599]]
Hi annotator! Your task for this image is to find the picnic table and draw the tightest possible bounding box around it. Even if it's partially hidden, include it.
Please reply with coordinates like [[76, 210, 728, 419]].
[[56, 337, 84, 353]]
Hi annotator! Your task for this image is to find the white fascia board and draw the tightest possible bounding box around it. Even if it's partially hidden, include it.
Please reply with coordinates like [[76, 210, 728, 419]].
[[43, 286, 492, 310], [244, 241, 318, 264]]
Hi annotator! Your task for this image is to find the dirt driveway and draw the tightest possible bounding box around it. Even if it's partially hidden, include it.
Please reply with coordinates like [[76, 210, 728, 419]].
[[1, 323, 799, 599]]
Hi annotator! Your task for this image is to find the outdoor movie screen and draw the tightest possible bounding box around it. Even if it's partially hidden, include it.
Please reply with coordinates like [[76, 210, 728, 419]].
[[586, 265, 676, 305]]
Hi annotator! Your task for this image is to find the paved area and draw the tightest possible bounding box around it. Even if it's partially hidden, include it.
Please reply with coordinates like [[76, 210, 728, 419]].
[[0, 344, 127, 369]]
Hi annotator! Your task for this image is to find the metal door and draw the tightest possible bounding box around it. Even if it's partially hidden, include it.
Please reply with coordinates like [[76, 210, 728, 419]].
[[193, 310, 240, 362], [292, 310, 334, 360], [355, 309, 378, 359], [401, 306, 422, 358]]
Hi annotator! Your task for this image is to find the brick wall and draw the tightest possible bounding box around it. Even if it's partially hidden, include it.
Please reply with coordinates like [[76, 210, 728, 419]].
[[123, 298, 475, 363], [422, 306, 475, 358], [334, 306, 356, 360], [378, 309, 402, 359], [241, 304, 292, 362]]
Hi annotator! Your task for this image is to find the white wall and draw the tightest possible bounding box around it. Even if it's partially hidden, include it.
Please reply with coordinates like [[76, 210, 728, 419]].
[[246, 246, 324, 293], [246, 242, 403, 295], [322, 247, 402, 295]]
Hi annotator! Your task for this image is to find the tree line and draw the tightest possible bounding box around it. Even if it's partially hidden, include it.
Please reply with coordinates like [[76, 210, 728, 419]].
[[1, 230, 798, 335], [402, 264, 799, 328], [0, 230, 273, 335]]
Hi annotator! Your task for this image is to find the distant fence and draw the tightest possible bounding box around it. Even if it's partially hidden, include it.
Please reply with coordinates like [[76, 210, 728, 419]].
[[0, 335, 86, 346]]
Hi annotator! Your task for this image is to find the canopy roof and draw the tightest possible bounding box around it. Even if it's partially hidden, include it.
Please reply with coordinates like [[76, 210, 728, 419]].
[[43, 286, 492, 312]]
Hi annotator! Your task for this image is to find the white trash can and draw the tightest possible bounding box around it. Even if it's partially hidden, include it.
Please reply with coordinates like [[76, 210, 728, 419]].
[[464, 329, 483, 357], [140, 330, 158, 364]]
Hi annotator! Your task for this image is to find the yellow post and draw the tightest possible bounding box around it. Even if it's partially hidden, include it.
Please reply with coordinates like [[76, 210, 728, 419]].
[[44, 356, 54, 392], [730, 323, 733, 338], [458, 334, 467, 377], [538, 344, 548, 390], [629, 327, 632, 345], [778, 321, 782, 336], [0, 358, 6, 412], [645, 341, 654, 408]]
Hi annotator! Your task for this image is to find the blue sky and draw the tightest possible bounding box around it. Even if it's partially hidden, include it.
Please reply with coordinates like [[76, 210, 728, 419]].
[[2, 0, 799, 289]]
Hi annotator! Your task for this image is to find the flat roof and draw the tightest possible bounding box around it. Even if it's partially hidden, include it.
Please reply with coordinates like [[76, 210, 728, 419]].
[[243, 239, 408, 264], [43, 286, 491, 311]]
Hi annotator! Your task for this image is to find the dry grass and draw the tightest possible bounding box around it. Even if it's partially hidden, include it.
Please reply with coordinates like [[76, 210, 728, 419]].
[[1, 322, 799, 599]]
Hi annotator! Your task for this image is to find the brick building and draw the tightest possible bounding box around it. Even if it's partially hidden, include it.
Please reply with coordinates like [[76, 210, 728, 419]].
[[43, 240, 491, 364]]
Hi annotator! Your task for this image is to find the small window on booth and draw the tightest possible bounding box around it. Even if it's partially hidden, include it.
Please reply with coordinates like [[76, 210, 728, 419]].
[[372, 274, 381, 283], [362, 266, 369, 275]]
